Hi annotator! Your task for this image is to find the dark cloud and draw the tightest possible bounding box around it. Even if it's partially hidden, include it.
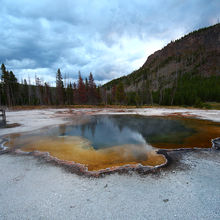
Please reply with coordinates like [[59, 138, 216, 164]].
[[0, 0, 219, 85]]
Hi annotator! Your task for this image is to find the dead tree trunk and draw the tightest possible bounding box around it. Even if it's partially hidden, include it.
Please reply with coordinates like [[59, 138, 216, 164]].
[[0, 108, 6, 126]]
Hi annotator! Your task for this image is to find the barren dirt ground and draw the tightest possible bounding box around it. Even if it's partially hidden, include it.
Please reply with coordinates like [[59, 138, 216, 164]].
[[0, 150, 220, 220]]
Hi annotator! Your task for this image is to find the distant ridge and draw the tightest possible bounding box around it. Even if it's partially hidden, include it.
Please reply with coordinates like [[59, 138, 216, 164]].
[[104, 23, 220, 106]]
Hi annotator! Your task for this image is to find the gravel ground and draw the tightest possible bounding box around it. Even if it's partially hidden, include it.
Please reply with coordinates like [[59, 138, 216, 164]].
[[0, 150, 220, 220]]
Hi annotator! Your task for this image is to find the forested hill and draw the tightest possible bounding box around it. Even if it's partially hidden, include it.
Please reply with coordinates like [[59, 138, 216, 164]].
[[104, 23, 220, 106]]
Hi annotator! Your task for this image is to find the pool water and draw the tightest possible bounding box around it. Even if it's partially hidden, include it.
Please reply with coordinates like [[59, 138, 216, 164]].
[[48, 115, 195, 149], [4, 115, 220, 171]]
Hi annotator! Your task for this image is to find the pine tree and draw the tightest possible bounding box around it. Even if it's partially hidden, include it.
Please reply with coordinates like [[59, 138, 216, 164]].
[[44, 83, 51, 105], [96, 86, 102, 104], [85, 77, 89, 104], [77, 72, 87, 104], [73, 82, 77, 104], [1, 64, 11, 106], [0, 81, 2, 106], [88, 72, 97, 104], [35, 75, 43, 105], [111, 85, 117, 104], [66, 82, 73, 105], [21, 79, 29, 105], [56, 68, 64, 105], [100, 87, 107, 105], [9, 70, 18, 105], [116, 82, 125, 104]]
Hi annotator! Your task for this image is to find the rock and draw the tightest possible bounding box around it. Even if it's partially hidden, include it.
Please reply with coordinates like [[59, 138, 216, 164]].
[[212, 138, 220, 150]]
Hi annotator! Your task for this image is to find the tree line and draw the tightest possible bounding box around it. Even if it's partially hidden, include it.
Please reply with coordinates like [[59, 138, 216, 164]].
[[153, 73, 220, 107], [1, 63, 219, 107], [0, 64, 104, 106], [0, 64, 128, 106]]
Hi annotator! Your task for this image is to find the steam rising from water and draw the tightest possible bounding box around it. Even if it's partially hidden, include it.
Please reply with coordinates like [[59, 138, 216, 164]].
[[4, 115, 220, 171]]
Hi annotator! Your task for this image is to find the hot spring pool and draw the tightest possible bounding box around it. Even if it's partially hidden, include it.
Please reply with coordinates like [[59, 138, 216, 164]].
[[4, 115, 220, 171]]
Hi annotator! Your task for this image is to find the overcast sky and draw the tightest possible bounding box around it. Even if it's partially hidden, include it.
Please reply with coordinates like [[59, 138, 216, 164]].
[[0, 0, 219, 85]]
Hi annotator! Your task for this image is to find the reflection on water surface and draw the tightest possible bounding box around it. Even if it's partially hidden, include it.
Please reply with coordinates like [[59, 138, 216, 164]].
[[4, 115, 220, 171]]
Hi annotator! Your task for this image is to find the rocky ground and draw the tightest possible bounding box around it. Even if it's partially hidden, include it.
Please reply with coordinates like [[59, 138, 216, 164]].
[[0, 108, 220, 219], [0, 150, 220, 220]]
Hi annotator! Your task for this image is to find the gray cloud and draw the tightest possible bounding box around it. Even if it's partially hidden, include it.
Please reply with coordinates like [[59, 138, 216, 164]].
[[0, 0, 219, 85]]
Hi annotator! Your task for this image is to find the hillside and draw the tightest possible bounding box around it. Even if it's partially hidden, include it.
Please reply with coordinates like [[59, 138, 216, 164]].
[[104, 23, 220, 106]]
